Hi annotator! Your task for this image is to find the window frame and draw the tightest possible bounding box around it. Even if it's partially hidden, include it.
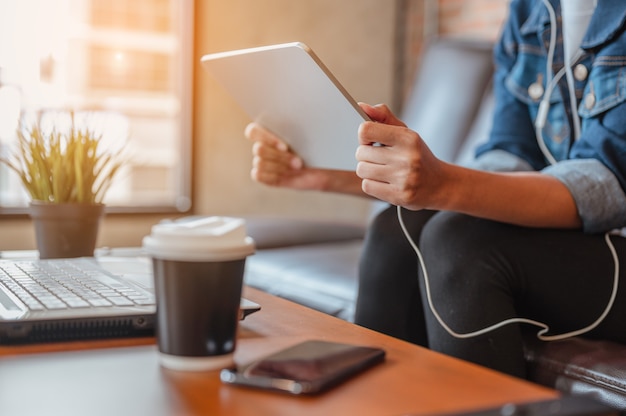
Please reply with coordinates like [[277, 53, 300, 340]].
[[0, 0, 194, 217]]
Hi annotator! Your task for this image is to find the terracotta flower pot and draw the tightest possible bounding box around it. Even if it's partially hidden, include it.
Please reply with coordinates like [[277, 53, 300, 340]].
[[28, 201, 105, 259]]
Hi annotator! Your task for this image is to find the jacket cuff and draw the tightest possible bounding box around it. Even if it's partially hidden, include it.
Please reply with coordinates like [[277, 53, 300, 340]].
[[543, 159, 626, 233]]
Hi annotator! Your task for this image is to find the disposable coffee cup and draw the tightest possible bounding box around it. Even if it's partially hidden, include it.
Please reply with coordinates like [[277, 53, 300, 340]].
[[142, 216, 255, 371]]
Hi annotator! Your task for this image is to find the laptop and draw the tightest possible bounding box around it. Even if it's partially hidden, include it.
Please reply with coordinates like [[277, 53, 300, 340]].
[[201, 42, 369, 171], [0, 255, 260, 344]]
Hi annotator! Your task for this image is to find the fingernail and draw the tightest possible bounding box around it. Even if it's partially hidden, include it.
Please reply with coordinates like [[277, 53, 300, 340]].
[[290, 157, 303, 169], [244, 123, 254, 138], [276, 141, 288, 152]]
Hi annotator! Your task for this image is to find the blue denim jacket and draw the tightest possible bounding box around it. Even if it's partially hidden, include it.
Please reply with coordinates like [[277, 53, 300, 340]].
[[474, 0, 626, 233]]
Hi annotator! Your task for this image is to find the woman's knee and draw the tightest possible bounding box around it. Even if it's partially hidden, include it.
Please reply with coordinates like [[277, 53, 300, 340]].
[[363, 207, 436, 257], [364, 205, 403, 246], [420, 212, 492, 262], [418, 212, 513, 296]]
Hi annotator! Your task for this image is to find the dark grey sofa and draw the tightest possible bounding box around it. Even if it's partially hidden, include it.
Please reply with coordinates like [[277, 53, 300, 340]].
[[243, 37, 626, 411]]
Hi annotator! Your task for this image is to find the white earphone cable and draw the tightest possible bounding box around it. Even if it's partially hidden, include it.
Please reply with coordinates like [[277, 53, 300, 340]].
[[397, 205, 619, 341], [536, 0, 583, 165]]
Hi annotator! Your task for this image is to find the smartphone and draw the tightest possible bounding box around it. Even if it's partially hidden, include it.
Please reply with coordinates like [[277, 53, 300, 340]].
[[220, 340, 386, 395]]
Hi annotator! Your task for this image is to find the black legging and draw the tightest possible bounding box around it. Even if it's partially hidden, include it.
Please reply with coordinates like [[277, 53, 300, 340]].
[[355, 205, 626, 378]]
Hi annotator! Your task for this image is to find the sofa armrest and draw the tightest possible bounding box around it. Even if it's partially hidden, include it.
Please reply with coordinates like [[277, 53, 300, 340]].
[[244, 216, 366, 249]]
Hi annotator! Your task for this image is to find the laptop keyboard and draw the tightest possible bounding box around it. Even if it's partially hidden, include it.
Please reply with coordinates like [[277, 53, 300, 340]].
[[0, 260, 155, 311]]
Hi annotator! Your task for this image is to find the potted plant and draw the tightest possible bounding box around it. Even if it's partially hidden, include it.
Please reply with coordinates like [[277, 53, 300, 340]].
[[0, 111, 125, 259]]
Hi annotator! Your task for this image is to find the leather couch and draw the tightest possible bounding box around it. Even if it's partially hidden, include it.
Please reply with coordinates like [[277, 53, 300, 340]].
[[243, 37, 626, 411]]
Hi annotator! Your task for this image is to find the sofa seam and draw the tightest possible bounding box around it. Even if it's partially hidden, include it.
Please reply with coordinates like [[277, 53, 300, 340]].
[[532, 356, 626, 394]]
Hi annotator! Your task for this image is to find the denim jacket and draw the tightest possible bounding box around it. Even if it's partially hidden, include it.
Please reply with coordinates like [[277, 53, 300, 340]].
[[474, 0, 626, 233]]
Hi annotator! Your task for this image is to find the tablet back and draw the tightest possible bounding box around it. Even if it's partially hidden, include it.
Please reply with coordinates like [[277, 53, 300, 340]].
[[201, 42, 367, 171]]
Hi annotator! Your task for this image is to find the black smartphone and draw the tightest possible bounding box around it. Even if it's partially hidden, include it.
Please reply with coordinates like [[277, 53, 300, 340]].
[[220, 340, 386, 395]]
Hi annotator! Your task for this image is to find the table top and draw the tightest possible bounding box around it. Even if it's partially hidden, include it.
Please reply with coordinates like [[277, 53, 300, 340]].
[[0, 287, 558, 416]]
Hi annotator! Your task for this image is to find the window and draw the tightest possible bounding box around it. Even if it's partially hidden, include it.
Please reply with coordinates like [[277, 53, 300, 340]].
[[0, 0, 192, 213]]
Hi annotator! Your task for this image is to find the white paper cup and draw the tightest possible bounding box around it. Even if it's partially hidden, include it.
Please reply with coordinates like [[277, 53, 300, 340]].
[[143, 216, 255, 371]]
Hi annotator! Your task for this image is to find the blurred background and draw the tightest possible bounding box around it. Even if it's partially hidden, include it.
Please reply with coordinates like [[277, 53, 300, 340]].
[[0, 0, 507, 250]]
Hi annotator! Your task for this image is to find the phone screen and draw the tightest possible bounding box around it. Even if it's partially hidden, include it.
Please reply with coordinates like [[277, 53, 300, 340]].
[[220, 340, 385, 394]]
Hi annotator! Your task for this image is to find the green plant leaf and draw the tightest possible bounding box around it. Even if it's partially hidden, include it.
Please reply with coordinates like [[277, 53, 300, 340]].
[[0, 111, 126, 204]]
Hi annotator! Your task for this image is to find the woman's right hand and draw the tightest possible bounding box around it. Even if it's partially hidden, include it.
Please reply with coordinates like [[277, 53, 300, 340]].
[[245, 122, 332, 191]]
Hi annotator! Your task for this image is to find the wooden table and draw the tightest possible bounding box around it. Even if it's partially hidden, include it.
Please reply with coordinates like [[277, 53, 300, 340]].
[[0, 287, 557, 416]]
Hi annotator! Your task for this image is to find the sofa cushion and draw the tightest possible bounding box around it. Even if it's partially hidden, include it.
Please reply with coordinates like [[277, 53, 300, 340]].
[[244, 239, 362, 321]]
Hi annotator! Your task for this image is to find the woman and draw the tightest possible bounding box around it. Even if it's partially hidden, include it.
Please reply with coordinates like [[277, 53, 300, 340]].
[[246, 0, 626, 379]]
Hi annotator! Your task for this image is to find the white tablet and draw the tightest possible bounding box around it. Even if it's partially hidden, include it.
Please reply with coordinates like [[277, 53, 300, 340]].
[[201, 42, 368, 171]]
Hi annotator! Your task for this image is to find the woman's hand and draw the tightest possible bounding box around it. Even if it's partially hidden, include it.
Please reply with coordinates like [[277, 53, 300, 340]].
[[355, 103, 581, 228], [356, 103, 447, 210], [245, 122, 365, 195]]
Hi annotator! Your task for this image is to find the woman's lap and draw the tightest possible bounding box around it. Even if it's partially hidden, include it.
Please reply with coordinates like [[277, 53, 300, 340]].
[[356, 206, 626, 378]]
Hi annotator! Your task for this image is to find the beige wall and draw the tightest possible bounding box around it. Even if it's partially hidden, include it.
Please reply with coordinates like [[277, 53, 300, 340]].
[[438, 0, 507, 39], [0, 0, 397, 250]]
